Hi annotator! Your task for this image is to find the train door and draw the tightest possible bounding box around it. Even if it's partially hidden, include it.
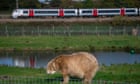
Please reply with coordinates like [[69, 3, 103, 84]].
[[93, 8, 98, 17], [59, 9, 64, 17], [29, 9, 34, 17], [120, 8, 125, 16]]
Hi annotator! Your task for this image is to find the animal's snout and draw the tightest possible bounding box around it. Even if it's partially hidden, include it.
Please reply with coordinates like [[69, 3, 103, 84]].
[[47, 70, 56, 74]]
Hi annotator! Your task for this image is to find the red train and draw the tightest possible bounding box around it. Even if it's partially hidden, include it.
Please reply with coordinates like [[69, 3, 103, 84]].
[[12, 8, 140, 18]]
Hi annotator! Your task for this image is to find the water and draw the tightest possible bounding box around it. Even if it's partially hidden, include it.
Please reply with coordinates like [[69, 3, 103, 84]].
[[0, 51, 140, 68]]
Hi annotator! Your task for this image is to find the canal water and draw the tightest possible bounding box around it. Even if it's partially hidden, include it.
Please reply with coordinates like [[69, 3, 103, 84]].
[[0, 51, 140, 68]]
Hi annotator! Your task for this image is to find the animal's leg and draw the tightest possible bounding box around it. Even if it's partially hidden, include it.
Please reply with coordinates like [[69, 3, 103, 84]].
[[84, 67, 98, 84], [83, 73, 93, 84], [83, 78, 92, 84], [62, 74, 69, 84]]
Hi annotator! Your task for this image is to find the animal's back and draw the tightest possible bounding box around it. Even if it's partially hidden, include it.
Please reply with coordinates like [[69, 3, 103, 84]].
[[65, 52, 99, 78], [71, 52, 98, 67]]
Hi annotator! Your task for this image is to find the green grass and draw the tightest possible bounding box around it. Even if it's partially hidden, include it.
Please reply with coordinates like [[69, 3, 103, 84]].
[[0, 64, 140, 83], [95, 64, 140, 83], [0, 36, 140, 52], [0, 66, 45, 76]]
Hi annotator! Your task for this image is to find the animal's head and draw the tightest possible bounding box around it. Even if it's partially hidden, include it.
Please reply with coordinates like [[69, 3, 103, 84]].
[[46, 60, 58, 74]]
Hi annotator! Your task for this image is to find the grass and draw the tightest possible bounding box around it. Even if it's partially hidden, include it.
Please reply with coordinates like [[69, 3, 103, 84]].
[[95, 64, 140, 83], [0, 66, 45, 76], [0, 64, 140, 83], [0, 35, 140, 52]]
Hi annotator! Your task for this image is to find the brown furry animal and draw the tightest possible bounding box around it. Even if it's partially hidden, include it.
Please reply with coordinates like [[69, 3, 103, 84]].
[[46, 52, 99, 84]]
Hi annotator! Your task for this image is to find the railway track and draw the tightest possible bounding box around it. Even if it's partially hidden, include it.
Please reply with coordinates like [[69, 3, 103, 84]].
[[0, 15, 140, 23], [0, 18, 112, 22]]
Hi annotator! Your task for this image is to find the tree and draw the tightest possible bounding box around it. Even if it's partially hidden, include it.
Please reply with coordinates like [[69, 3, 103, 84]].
[[83, 0, 94, 8], [134, 0, 140, 8], [19, 0, 41, 8], [73, 2, 83, 8], [114, 0, 122, 7], [50, 0, 61, 8], [101, 0, 115, 8], [60, 0, 73, 8], [122, 0, 138, 7], [0, 0, 15, 11]]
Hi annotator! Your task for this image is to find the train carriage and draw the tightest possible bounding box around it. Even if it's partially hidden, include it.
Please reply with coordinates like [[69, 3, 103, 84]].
[[12, 9, 78, 18], [98, 8, 121, 16], [12, 9, 29, 18], [79, 9, 95, 16], [125, 8, 138, 16], [79, 8, 138, 17], [63, 9, 78, 16], [79, 8, 122, 17], [34, 9, 59, 17]]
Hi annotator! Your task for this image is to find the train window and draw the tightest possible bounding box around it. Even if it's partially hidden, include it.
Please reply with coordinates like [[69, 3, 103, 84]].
[[23, 11, 28, 14], [64, 11, 75, 13], [47, 11, 58, 13], [126, 10, 135, 12], [35, 11, 58, 13], [82, 11, 92, 13], [98, 10, 120, 13], [35, 11, 43, 13]]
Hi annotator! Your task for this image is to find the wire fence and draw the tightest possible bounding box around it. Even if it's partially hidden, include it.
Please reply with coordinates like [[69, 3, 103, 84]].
[[0, 76, 138, 84], [0, 25, 139, 36]]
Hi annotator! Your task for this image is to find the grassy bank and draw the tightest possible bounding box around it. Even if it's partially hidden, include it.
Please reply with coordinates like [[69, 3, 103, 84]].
[[96, 64, 140, 83], [0, 36, 140, 52], [0, 16, 140, 26], [0, 64, 140, 83], [0, 20, 140, 27]]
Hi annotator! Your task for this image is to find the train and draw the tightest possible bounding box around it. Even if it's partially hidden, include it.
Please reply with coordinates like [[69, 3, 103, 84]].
[[12, 8, 140, 18]]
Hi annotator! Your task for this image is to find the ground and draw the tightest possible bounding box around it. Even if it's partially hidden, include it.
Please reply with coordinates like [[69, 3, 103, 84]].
[[0, 17, 140, 23]]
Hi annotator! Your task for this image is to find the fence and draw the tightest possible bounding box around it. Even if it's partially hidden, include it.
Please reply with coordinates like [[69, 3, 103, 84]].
[[0, 25, 139, 36], [0, 76, 138, 84]]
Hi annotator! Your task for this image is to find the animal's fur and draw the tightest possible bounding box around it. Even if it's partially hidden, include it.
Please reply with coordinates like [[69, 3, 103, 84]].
[[46, 52, 99, 84]]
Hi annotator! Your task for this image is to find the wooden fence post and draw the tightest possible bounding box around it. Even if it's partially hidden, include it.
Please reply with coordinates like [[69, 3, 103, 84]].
[[22, 26, 25, 36], [123, 26, 126, 35], [37, 26, 40, 36], [109, 26, 112, 36], [5, 26, 9, 37], [96, 26, 99, 36], [52, 25, 55, 36], [67, 26, 71, 36]]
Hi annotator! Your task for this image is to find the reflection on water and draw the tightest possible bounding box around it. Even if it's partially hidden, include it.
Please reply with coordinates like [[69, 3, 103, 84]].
[[95, 51, 140, 66], [0, 51, 140, 68]]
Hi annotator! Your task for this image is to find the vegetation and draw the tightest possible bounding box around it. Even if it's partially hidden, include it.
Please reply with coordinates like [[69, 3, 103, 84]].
[[0, 64, 140, 83], [0, 66, 44, 76], [0, 0, 41, 11], [0, 36, 140, 52], [0, 17, 140, 27], [43, 0, 140, 8], [0, 0, 140, 12], [96, 64, 140, 83]]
